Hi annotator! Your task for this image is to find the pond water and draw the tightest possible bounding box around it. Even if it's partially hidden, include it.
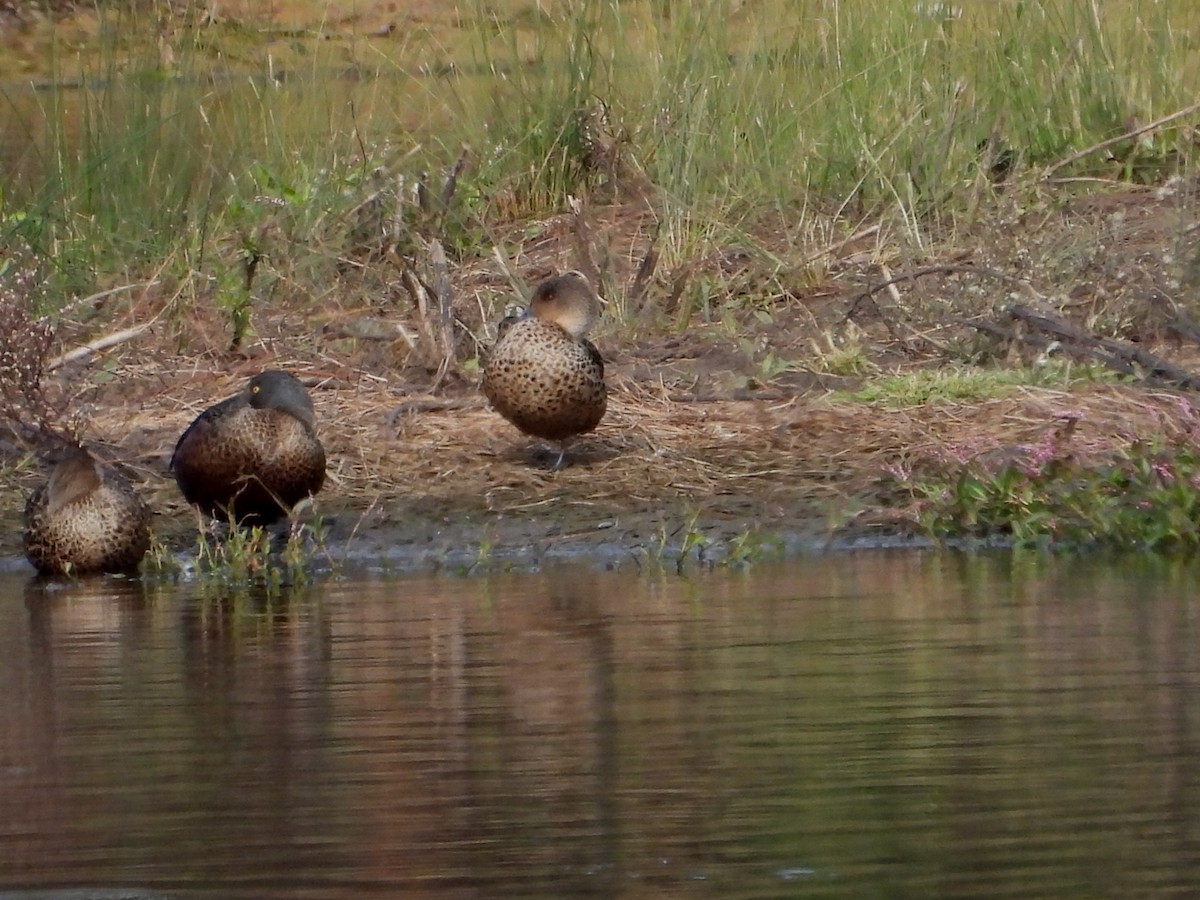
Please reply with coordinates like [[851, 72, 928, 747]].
[[2, 550, 1200, 899]]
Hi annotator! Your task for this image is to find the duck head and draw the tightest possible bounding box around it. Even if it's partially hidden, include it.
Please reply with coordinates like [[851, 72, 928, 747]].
[[247, 370, 317, 428], [527, 271, 603, 339]]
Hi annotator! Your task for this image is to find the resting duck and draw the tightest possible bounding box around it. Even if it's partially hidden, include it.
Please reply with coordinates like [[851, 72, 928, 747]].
[[171, 370, 326, 525], [482, 271, 607, 468]]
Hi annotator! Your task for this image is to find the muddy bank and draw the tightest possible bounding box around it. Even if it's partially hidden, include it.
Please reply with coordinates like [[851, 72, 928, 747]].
[[0, 364, 1175, 578], [2, 382, 894, 576]]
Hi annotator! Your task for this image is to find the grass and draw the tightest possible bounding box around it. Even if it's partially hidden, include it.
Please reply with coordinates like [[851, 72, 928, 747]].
[[810, 323, 878, 377], [642, 511, 787, 574], [143, 516, 331, 592], [840, 361, 1121, 407], [2, 0, 1196, 314]]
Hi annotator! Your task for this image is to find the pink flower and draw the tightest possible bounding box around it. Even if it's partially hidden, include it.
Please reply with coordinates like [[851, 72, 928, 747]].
[[1152, 462, 1175, 484]]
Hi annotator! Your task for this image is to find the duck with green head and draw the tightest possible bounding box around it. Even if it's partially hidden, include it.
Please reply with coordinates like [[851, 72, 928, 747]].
[[24, 445, 152, 576], [482, 270, 607, 468], [171, 370, 326, 526]]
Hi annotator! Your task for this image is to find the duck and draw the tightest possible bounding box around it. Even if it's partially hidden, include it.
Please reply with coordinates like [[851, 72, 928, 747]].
[[171, 370, 326, 526], [482, 270, 607, 468], [23, 445, 152, 576]]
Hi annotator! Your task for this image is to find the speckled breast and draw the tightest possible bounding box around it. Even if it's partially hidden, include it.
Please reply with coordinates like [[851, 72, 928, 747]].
[[483, 318, 607, 442]]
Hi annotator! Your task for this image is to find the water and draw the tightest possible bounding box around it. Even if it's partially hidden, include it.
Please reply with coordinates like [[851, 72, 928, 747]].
[[3, 551, 1200, 898]]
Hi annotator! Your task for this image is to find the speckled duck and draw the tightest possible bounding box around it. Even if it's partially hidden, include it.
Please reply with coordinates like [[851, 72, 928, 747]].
[[482, 270, 607, 468], [24, 445, 152, 576]]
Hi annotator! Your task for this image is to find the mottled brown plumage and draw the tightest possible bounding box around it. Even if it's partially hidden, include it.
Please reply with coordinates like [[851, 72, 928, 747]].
[[171, 370, 326, 526], [24, 446, 151, 576], [482, 270, 607, 467]]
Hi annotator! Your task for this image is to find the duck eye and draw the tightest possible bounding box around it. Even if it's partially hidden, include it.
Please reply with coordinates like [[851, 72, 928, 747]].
[[252, 385, 260, 394]]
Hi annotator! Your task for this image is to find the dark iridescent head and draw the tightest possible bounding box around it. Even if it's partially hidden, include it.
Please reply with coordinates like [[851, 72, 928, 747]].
[[247, 370, 316, 428]]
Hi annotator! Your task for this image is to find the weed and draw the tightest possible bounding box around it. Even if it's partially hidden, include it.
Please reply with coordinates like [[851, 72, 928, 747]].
[[640, 512, 784, 573], [889, 424, 1200, 551], [676, 511, 709, 574], [640, 512, 706, 573], [721, 528, 785, 569], [141, 532, 180, 578], [810, 324, 878, 377], [144, 515, 332, 593], [0, 246, 67, 441]]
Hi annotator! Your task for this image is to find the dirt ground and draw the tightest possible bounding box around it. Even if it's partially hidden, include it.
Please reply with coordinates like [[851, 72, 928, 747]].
[[4, 175, 1200, 573]]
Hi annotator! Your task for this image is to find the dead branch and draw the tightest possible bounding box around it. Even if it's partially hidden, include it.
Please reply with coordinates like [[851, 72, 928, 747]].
[[803, 223, 881, 268], [428, 238, 456, 388], [848, 264, 1042, 321], [628, 220, 662, 306], [439, 146, 470, 211], [568, 195, 605, 289], [1041, 100, 1200, 179], [964, 315, 1136, 375], [47, 323, 153, 371], [1007, 304, 1200, 390]]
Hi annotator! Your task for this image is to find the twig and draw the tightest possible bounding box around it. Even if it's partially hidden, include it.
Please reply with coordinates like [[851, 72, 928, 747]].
[[879, 263, 903, 306], [65, 281, 161, 315], [964, 316, 1132, 373], [47, 323, 154, 371], [803, 223, 880, 268], [438, 146, 470, 210], [491, 245, 525, 301], [628, 220, 662, 305], [428, 238, 455, 389], [847, 264, 1042, 321], [1041, 100, 1200, 179], [386, 396, 481, 430], [568, 195, 605, 289]]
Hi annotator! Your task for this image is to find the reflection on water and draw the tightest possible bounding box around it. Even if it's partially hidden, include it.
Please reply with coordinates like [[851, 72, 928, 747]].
[[3, 552, 1200, 898]]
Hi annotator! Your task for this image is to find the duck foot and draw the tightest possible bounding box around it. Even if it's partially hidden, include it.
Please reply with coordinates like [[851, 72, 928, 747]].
[[531, 443, 572, 470]]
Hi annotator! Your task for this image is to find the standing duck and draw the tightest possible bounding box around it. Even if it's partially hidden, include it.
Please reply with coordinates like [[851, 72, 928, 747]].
[[24, 445, 152, 576], [171, 370, 326, 526], [482, 271, 607, 468]]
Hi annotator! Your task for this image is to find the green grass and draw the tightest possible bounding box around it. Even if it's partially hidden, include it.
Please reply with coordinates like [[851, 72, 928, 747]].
[[452, 0, 1199, 239], [1, 0, 1197, 320], [143, 513, 331, 592], [641, 510, 786, 574], [839, 361, 1119, 406]]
